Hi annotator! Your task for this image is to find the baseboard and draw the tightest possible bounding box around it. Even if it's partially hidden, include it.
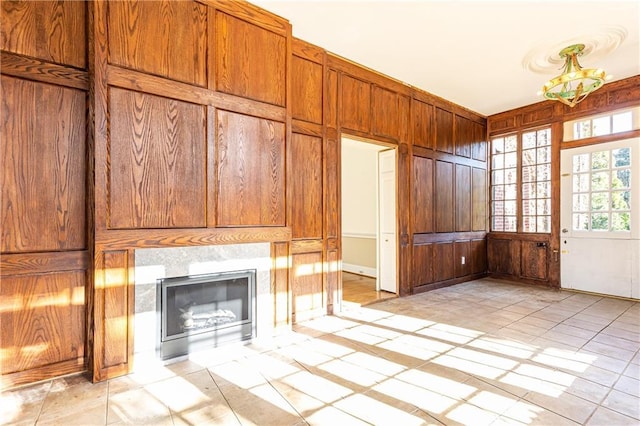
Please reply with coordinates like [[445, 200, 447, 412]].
[[342, 263, 377, 278]]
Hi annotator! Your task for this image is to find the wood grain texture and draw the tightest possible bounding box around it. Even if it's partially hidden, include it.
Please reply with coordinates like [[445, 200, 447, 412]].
[[471, 239, 487, 274], [412, 244, 433, 286], [109, 88, 206, 229], [290, 134, 323, 239], [412, 156, 434, 233], [340, 74, 371, 133], [435, 160, 454, 232], [108, 0, 207, 86], [0, 51, 88, 90], [1, 76, 86, 253], [454, 240, 470, 277], [455, 164, 471, 232], [1, 271, 85, 374], [215, 11, 286, 106], [520, 241, 548, 280], [326, 248, 339, 314], [1, 0, 86, 69], [101, 250, 129, 368], [324, 137, 339, 239], [291, 251, 324, 323], [291, 55, 323, 124], [432, 242, 454, 282], [272, 242, 289, 330], [487, 238, 513, 275], [291, 239, 323, 254], [326, 70, 338, 128], [216, 110, 285, 226], [371, 86, 399, 140], [472, 167, 487, 231], [471, 121, 487, 162], [454, 115, 472, 158], [435, 107, 453, 154], [413, 99, 433, 149], [201, 0, 289, 36], [1, 251, 89, 276]]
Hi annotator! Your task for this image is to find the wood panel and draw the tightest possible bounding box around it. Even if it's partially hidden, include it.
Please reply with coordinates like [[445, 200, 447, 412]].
[[455, 164, 471, 231], [291, 55, 323, 124], [521, 241, 548, 280], [326, 248, 339, 315], [326, 70, 338, 128], [371, 86, 399, 139], [0, 0, 86, 69], [1, 251, 89, 276], [215, 11, 286, 106], [432, 242, 454, 282], [1, 76, 86, 253], [1, 51, 88, 91], [435, 160, 454, 232], [340, 74, 370, 133], [487, 238, 512, 275], [100, 250, 130, 369], [291, 251, 324, 323], [471, 121, 487, 162], [435, 107, 453, 154], [454, 115, 472, 158], [0, 271, 85, 374], [325, 137, 339, 239], [290, 134, 323, 239], [455, 241, 470, 278], [216, 110, 285, 226], [412, 156, 433, 233], [471, 238, 487, 274], [109, 88, 206, 229], [412, 244, 433, 286], [272, 242, 289, 331], [108, 0, 207, 86], [472, 167, 487, 231], [413, 99, 433, 149]]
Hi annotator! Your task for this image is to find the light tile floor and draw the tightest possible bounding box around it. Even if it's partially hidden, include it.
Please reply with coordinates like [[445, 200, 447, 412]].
[[3, 278, 639, 425]]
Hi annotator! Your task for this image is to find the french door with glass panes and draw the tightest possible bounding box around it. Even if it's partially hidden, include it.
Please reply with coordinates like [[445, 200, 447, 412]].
[[560, 138, 640, 298]]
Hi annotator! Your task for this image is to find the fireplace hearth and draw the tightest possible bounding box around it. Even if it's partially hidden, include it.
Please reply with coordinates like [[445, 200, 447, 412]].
[[157, 270, 256, 360]]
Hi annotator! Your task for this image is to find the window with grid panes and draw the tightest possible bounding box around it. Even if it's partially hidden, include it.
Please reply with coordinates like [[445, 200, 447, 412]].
[[490, 128, 552, 233], [522, 129, 551, 232]]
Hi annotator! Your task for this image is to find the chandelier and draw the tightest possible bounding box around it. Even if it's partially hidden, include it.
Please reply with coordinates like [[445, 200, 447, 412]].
[[541, 44, 606, 107]]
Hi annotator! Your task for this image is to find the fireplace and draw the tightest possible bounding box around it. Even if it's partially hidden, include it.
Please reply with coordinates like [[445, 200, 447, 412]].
[[157, 270, 256, 360]]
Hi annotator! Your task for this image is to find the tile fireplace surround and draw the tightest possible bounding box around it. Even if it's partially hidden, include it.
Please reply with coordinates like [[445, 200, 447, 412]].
[[133, 243, 273, 368]]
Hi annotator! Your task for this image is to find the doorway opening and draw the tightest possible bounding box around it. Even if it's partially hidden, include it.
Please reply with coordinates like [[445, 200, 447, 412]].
[[341, 136, 397, 307]]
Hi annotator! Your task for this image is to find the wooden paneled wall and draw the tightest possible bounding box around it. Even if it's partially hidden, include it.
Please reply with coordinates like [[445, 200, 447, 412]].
[[2, 0, 488, 388], [0, 1, 89, 389], [487, 76, 640, 287]]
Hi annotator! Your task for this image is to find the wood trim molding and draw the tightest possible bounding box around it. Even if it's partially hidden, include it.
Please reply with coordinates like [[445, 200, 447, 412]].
[[0, 51, 89, 90]]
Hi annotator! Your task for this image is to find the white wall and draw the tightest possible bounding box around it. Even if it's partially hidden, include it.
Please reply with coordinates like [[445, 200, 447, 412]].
[[341, 138, 386, 276]]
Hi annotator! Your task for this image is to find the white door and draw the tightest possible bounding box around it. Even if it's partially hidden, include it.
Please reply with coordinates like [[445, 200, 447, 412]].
[[560, 138, 640, 298], [378, 149, 397, 293]]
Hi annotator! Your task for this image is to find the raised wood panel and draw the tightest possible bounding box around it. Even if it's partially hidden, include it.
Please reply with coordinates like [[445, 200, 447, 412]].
[[109, 88, 206, 229], [326, 248, 339, 314], [340, 74, 371, 133], [0, 0, 86, 69], [435, 160, 454, 232], [291, 251, 324, 323], [413, 99, 433, 149], [487, 238, 512, 275], [0, 271, 85, 374], [432, 242, 454, 282], [290, 134, 323, 239], [108, 1, 207, 86], [101, 250, 130, 369], [609, 83, 640, 105], [292, 55, 323, 124], [471, 121, 487, 162], [471, 239, 487, 274], [325, 137, 339, 239], [455, 241, 470, 278], [488, 115, 516, 134], [1, 76, 86, 253], [412, 156, 433, 233], [455, 164, 471, 232], [435, 107, 453, 154], [521, 241, 548, 280], [326, 70, 338, 128], [215, 12, 286, 106], [412, 244, 433, 286], [454, 115, 472, 158], [272, 242, 289, 330], [371, 86, 399, 139], [522, 105, 554, 127], [217, 110, 285, 226], [472, 167, 487, 231]]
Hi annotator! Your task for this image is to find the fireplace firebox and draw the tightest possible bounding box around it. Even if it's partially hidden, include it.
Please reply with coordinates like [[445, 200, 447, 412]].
[[157, 269, 256, 360]]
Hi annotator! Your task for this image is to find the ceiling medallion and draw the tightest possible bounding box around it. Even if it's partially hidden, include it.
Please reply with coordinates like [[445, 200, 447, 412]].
[[541, 43, 606, 107]]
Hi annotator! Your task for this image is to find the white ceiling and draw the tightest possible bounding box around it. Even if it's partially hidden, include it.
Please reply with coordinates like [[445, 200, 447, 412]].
[[251, 0, 640, 116]]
